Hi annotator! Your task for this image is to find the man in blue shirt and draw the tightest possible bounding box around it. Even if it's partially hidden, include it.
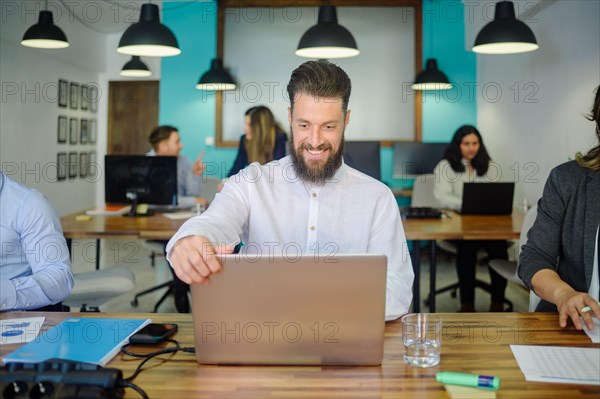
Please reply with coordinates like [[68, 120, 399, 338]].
[[0, 172, 74, 311], [147, 125, 207, 208], [147, 126, 207, 312]]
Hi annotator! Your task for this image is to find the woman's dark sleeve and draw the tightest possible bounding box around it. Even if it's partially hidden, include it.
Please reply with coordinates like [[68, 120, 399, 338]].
[[227, 135, 248, 177], [273, 131, 288, 160]]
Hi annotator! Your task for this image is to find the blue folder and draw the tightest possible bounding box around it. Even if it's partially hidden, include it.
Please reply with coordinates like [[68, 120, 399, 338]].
[[2, 317, 151, 366]]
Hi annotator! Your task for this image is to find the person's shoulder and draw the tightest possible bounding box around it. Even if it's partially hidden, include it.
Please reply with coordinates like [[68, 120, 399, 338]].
[[275, 130, 288, 141], [1, 174, 33, 200], [343, 164, 390, 193], [550, 160, 586, 181]]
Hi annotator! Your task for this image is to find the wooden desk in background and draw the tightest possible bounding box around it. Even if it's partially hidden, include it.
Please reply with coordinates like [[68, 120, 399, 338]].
[[60, 210, 524, 312], [404, 209, 524, 312], [1, 312, 597, 398]]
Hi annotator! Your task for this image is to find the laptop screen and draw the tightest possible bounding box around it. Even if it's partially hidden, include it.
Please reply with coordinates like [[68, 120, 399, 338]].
[[460, 182, 515, 215]]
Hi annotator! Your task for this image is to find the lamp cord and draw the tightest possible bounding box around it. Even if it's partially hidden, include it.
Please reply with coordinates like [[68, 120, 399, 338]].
[[52, 0, 201, 35]]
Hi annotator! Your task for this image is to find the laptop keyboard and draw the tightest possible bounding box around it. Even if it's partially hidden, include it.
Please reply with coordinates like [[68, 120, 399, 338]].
[[400, 207, 443, 219]]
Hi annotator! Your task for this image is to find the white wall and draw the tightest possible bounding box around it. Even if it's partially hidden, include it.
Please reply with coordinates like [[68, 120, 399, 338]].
[[468, 0, 599, 205], [0, 0, 108, 215], [0, 0, 162, 214]]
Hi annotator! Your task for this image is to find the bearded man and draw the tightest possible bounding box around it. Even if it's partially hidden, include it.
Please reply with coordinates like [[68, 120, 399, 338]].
[[166, 60, 413, 320]]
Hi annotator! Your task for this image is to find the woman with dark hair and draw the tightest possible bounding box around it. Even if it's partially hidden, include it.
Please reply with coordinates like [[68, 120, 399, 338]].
[[433, 125, 508, 312], [519, 86, 600, 330], [227, 106, 288, 177]]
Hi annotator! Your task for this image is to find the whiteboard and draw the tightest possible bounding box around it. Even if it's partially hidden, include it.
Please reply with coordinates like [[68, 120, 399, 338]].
[[220, 6, 416, 144]]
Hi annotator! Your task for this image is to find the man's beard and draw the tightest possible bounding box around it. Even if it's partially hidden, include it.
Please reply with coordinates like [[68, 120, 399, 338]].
[[289, 130, 344, 185]]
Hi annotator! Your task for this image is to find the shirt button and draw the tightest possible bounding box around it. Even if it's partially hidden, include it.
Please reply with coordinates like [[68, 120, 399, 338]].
[[310, 226, 315, 231], [312, 192, 317, 198]]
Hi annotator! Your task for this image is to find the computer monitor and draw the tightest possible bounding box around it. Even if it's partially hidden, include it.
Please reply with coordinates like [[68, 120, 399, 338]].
[[392, 142, 447, 179], [343, 141, 381, 180], [104, 155, 178, 208]]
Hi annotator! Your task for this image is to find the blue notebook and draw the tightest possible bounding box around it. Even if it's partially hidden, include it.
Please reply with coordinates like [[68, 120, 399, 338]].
[[2, 317, 151, 366]]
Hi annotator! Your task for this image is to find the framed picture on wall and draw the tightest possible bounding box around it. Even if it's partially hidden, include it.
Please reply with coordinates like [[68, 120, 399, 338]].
[[80, 118, 88, 144], [89, 119, 97, 144], [69, 118, 78, 144], [88, 151, 97, 179], [69, 82, 79, 109], [80, 85, 89, 110], [68, 152, 78, 178], [57, 152, 67, 181], [57, 116, 67, 143], [58, 79, 68, 108], [79, 152, 88, 178], [89, 85, 98, 113]]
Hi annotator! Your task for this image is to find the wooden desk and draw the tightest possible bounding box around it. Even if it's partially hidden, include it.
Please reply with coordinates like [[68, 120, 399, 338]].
[[1, 312, 597, 398], [61, 210, 525, 312], [403, 210, 524, 312], [60, 212, 185, 241]]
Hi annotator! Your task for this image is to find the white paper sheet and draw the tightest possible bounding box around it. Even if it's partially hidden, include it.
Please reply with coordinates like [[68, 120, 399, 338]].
[[0, 317, 45, 345], [581, 318, 600, 343], [511, 345, 600, 385]]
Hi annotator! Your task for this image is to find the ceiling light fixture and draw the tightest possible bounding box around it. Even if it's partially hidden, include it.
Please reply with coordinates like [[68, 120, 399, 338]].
[[296, 5, 359, 59], [195, 58, 236, 91], [117, 3, 180, 57], [120, 56, 152, 77], [472, 1, 539, 54], [21, 1, 69, 49]]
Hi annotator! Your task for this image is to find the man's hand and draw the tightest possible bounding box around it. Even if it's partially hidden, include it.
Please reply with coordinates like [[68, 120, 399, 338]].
[[556, 290, 600, 330], [169, 235, 235, 284], [192, 150, 206, 176]]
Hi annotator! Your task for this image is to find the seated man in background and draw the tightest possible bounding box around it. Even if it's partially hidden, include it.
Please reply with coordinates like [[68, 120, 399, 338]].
[[147, 126, 208, 312], [148, 125, 208, 208], [166, 60, 414, 320], [0, 171, 74, 311]]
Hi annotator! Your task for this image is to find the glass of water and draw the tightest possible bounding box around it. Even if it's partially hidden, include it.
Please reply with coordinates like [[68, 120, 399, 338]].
[[401, 313, 442, 367]]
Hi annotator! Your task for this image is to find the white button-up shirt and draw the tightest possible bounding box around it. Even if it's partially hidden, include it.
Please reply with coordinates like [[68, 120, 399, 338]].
[[167, 156, 414, 320]]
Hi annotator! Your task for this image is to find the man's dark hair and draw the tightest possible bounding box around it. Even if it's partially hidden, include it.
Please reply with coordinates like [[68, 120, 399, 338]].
[[287, 60, 351, 113], [149, 125, 178, 150]]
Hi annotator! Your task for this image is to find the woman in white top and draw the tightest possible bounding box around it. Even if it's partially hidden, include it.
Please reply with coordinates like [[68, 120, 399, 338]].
[[433, 125, 508, 312]]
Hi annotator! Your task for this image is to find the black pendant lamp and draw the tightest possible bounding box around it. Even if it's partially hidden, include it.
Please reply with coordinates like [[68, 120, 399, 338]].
[[117, 3, 180, 57], [196, 59, 236, 91], [120, 56, 152, 77], [473, 1, 538, 54], [296, 5, 359, 59], [21, 2, 69, 49], [412, 59, 452, 91]]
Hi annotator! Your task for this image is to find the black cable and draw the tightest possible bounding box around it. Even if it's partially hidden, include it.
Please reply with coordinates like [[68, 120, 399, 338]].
[[120, 380, 149, 399], [120, 338, 180, 357], [123, 346, 196, 382], [57, 0, 126, 34]]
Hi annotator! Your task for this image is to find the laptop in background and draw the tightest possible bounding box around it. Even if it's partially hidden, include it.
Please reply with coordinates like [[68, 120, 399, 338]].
[[190, 254, 387, 366], [460, 182, 515, 215]]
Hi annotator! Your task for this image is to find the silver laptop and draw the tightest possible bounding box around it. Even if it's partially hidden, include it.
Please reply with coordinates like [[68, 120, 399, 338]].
[[190, 254, 387, 366]]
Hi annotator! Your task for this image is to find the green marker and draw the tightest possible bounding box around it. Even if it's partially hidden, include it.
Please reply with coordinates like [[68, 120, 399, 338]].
[[436, 372, 500, 390]]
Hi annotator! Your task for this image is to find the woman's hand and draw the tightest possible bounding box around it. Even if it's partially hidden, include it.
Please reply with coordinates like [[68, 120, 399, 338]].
[[555, 290, 600, 330]]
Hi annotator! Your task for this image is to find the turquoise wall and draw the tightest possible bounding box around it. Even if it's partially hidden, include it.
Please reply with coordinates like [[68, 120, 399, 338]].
[[161, 0, 476, 185], [421, 0, 477, 142], [161, 1, 236, 179]]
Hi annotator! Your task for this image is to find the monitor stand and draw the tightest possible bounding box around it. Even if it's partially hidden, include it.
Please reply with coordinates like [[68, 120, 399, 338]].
[[123, 192, 154, 217]]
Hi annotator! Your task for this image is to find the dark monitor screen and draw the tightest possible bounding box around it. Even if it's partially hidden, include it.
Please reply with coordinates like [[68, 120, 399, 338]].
[[105, 155, 178, 205], [343, 141, 381, 180], [393, 142, 447, 178]]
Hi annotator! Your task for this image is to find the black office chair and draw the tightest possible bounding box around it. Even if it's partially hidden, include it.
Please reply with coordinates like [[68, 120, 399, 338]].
[[131, 241, 189, 313], [424, 245, 514, 312]]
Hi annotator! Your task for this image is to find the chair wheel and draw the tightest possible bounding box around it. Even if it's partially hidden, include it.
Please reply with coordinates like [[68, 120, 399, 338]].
[[131, 299, 138, 307]]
